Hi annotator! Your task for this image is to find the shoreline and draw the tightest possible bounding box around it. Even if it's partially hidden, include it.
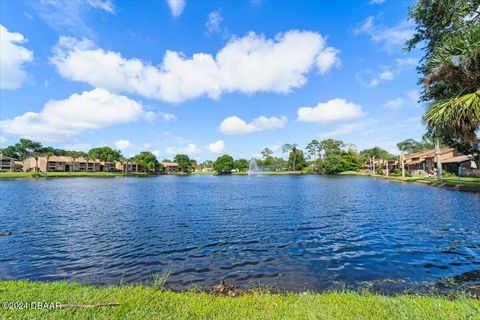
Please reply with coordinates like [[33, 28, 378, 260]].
[[0, 171, 305, 179], [339, 171, 480, 192], [1, 171, 479, 192], [1, 280, 478, 319]]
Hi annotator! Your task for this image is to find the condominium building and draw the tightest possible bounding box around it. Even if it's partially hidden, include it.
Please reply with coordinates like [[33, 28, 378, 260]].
[[0, 155, 15, 172], [402, 148, 477, 175], [162, 161, 180, 173], [23, 156, 116, 172]]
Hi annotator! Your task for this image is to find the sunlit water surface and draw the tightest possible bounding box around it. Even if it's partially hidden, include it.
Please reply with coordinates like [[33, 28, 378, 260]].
[[1, 175, 479, 292]]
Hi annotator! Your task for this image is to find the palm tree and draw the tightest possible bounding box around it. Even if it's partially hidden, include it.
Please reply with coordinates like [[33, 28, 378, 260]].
[[85, 155, 90, 172], [67, 159, 73, 175], [43, 151, 54, 177], [71, 154, 78, 174], [33, 153, 39, 173], [423, 26, 480, 145], [119, 156, 126, 176], [282, 143, 299, 171]]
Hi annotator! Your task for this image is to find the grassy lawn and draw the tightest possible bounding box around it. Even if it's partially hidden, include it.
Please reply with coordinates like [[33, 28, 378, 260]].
[[0, 172, 151, 179], [340, 171, 480, 190], [0, 281, 478, 320]]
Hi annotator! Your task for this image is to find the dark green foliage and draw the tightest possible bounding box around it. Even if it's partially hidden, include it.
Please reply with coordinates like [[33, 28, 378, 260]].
[[288, 148, 307, 171], [233, 159, 249, 172], [360, 147, 395, 161], [407, 0, 480, 157], [321, 150, 362, 174], [88, 147, 122, 163], [213, 154, 234, 174], [133, 151, 160, 172], [174, 154, 193, 172], [260, 148, 273, 159]]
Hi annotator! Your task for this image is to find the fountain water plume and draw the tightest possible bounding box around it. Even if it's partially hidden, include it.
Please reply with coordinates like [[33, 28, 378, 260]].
[[248, 158, 262, 175]]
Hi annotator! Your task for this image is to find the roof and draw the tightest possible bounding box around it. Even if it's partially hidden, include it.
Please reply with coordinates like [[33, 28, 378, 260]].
[[24, 156, 110, 163], [0, 155, 14, 160], [404, 148, 454, 160], [162, 162, 178, 167], [442, 155, 473, 164]]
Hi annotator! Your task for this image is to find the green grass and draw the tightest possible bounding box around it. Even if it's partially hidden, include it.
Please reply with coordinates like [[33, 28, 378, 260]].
[[340, 171, 480, 190], [0, 172, 151, 179], [0, 281, 478, 319]]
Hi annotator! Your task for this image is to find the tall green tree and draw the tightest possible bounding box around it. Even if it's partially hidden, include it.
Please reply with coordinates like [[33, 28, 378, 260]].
[[88, 147, 122, 171], [360, 147, 394, 161], [288, 147, 306, 171], [213, 154, 234, 174], [306, 139, 322, 160], [0, 145, 19, 159], [233, 159, 249, 172], [406, 0, 480, 157], [319, 139, 344, 157], [260, 148, 273, 159], [174, 154, 192, 172], [282, 144, 300, 171], [134, 151, 160, 173], [14, 139, 43, 160], [322, 150, 362, 174]]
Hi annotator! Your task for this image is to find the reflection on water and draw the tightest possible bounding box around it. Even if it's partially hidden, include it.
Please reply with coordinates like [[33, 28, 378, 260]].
[[0, 175, 479, 292]]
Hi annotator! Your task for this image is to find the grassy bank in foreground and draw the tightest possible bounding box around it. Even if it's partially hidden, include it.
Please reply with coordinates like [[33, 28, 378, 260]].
[[0, 172, 151, 179], [340, 171, 480, 190], [0, 281, 478, 320]]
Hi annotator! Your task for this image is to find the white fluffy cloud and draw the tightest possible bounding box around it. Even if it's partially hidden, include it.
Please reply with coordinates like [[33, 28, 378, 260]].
[[384, 97, 404, 110], [0, 88, 149, 141], [219, 115, 287, 135], [315, 47, 341, 74], [159, 112, 177, 121], [384, 90, 421, 110], [206, 10, 223, 34], [321, 119, 378, 137], [0, 25, 34, 89], [208, 140, 225, 153], [354, 16, 414, 52], [33, 0, 115, 37], [51, 30, 340, 103], [297, 99, 365, 123], [166, 143, 199, 155], [166, 0, 185, 17], [356, 68, 394, 87], [115, 139, 134, 149]]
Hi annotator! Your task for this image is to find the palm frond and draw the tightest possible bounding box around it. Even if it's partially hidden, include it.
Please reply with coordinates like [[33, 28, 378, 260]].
[[424, 89, 480, 141]]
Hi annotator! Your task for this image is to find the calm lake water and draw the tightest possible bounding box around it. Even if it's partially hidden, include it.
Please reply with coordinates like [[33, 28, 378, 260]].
[[0, 175, 479, 292]]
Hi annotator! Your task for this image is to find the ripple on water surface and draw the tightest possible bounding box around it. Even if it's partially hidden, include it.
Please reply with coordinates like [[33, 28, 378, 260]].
[[0, 175, 479, 292]]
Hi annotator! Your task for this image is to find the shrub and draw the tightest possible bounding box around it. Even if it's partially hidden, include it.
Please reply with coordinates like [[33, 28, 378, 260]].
[[442, 171, 457, 178]]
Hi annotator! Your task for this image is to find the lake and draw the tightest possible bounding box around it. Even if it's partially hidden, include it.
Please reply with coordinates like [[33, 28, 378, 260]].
[[0, 175, 479, 292]]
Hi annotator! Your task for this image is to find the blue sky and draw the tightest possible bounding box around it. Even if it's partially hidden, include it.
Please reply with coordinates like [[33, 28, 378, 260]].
[[0, 0, 425, 161]]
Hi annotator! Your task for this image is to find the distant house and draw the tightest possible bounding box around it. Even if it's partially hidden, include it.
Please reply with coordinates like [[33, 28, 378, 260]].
[[363, 158, 398, 174], [402, 148, 477, 175], [162, 161, 179, 173], [23, 156, 116, 172], [0, 155, 15, 172], [115, 161, 141, 172], [443, 155, 477, 175]]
